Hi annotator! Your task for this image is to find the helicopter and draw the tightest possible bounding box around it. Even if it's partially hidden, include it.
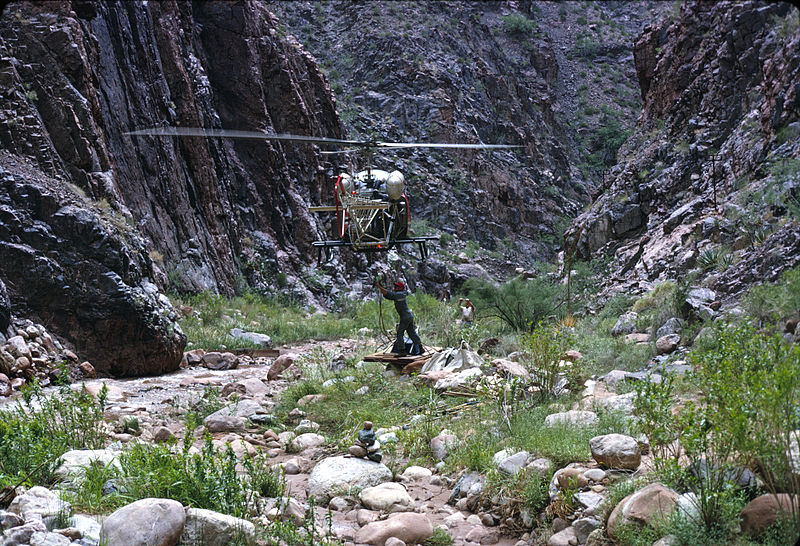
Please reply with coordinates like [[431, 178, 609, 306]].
[[124, 127, 520, 263]]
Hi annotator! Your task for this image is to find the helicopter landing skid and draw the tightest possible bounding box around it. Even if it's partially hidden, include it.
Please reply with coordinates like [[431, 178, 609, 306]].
[[312, 236, 439, 264]]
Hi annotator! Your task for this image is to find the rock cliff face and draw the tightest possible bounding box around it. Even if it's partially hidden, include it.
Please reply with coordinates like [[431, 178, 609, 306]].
[[565, 1, 800, 300], [269, 0, 664, 296], [0, 0, 341, 297], [0, 0, 342, 373]]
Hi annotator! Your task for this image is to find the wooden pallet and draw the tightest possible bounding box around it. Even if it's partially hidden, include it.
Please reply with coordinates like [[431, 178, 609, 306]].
[[362, 351, 433, 374], [232, 348, 281, 358]]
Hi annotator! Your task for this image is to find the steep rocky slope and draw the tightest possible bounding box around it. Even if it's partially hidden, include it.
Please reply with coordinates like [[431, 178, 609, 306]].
[[0, 0, 341, 299], [566, 1, 800, 302], [270, 1, 665, 261]]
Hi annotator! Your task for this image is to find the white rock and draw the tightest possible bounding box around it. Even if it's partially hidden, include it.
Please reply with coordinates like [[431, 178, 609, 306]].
[[359, 482, 415, 513], [8, 487, 70, 520], [29, 531, 70, 546], [69, 515, 101, 543], [100, 498, 185, 545], [308, 456, 393, 504], [54, 449, 121, 480], [575, 491, 605, 514], [544, 410, 599, 427], [433, 367, 483, 390], [180, 507, 256, 545], [590, 434, 641, 470], [290, 433, 326, 452], [498, 451, 530, 475], [401, 466, 433, 481]]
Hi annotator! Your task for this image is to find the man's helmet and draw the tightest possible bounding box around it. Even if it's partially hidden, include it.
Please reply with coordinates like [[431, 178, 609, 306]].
[[394, 281, 405, 290]]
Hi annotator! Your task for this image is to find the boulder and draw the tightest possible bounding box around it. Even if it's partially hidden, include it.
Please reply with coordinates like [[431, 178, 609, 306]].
[[100, 498, 185, 546], [401, 466, 432, 482], [205, 399, 265, 421], [204, 415, 244, 433], [430, 433, 459, 461], [267, 353, 297, 380], [741, 494, 797, 536], [683, 288, 717, 319], [656, 318, 684, 338], [555, 467, 589, 491], [497, 451, 530, 475], [655, 334, 680, 354], [226, 378, 268, 397], [572, 517, 601, 543], [228, 328, 271, 348], [354, 512, 434, 546], [545, 410, 599, 427], [607, 483, 678, 540], [201, 352, 238, 371], [590, 434, 641, 470], [433, 367, 482, 390], [8, 487, 70, 520], [359, 482, 415, 513], [290, 433, 326, 452], [547, 526, 576, 546], [54, 449, 121, 480], [0, 177, 185, 377], [593, 392, 637, 415], [180, 507, 255, 545], [308, 456, 392, 504], [491, 358, 529, 378], [611, 312, 638, 336]]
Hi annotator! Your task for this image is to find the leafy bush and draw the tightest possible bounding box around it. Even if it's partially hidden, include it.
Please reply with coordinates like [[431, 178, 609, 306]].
[[0, 381, 106, 487], [635, 321, 800, 538], [521, 323, 573, 402], [500, 14, 538, 35]]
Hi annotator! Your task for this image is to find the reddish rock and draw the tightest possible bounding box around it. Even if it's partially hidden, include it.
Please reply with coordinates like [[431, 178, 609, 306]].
[[79, 361, 96, 378], [741, 494, 797, 536], [268, 353, 297, 380], [607, 483, 678, 540], [354, 512, 434, 545], [556, 467, 590, 490]]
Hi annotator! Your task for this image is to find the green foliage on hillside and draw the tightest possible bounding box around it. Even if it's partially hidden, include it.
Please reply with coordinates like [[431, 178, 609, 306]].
[[500, 14, 538, 35]]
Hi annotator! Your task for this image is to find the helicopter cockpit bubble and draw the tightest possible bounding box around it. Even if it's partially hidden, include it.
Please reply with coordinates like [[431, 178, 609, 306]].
[[386, 171, 405, 201]]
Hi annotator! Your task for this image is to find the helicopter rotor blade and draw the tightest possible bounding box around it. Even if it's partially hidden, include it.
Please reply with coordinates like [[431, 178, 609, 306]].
[[124, 127, 366, 147], [320, 149, 361, 155], [376, 142, 522, 149], [125, 127, 522, 150]]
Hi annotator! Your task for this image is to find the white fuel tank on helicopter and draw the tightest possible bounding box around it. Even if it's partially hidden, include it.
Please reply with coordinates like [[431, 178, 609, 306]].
[[339, 169, 406, 201]]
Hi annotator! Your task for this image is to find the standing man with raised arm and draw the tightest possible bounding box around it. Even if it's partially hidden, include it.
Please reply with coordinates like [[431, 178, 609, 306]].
[[376, 280, 423, 356]]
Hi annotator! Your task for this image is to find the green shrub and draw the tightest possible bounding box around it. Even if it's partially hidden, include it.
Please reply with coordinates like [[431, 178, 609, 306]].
[[521, 323, 573, 402], [0, 381, 106, 487], [464, 276, 565, 332], [424, 527, 454, 546], [500, 14, 538, 35], [634, 321, 800, 538]]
